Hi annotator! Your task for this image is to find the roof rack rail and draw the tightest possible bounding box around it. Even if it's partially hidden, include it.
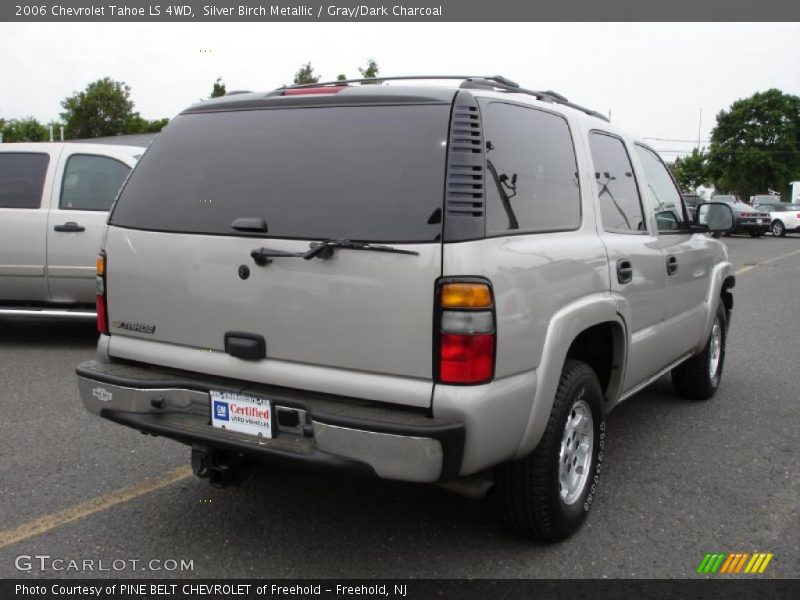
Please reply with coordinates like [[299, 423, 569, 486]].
[[460, 78, 608, 122], [281, 75, 520, 89], [277, 75, 608, 122]]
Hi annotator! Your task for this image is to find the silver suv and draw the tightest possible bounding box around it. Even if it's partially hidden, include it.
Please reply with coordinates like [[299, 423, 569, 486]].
[[76, 76, 735, 541]]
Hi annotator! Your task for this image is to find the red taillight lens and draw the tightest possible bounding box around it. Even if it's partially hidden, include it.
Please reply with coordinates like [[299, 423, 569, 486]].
[[96, 252, 108, 334], [97, 293, 108, 335], [439, 334, 494, 384]]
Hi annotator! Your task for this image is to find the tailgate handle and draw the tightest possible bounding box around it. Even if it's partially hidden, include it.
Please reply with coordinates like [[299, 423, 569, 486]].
[[224, 332, 266, 360]]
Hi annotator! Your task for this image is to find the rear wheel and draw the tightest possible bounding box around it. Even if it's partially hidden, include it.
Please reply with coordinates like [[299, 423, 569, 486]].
[[497, 360, 605, 541], [772, 220, 786, 237], [671, 303, 726, 400]]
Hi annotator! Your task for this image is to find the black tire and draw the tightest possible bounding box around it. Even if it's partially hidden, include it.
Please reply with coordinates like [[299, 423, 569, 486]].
[[748, 231, 763, 238], [772, 220, 786, 237], [497, 360, 605, 541], [671, 303, 727, 400]]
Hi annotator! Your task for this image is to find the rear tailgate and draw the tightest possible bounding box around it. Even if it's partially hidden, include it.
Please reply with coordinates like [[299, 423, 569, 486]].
[[104, 101, 451, 407]]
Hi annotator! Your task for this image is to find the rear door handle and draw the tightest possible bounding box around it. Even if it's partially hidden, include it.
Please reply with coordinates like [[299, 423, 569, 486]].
[[666, 255, 678, 276], [53, 221, 85, 233], [617, 259, 633, 284]]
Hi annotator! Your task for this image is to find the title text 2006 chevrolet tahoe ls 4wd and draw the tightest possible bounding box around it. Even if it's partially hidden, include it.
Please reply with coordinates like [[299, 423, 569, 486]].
[[77, 76, 735, 541]]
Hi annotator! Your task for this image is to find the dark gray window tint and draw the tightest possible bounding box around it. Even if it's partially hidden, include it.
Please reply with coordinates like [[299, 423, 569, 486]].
[[60, 154, 131, 211], [111, 105, 450, 242], [0, 153, 49, 209], [483, 102, 580, 234], [588, 133, 644, 232], [635, 145, 685, 231]]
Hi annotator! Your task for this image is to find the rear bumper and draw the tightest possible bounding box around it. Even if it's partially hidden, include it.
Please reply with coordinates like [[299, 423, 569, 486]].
[[76, 360, 464, 483], [734, 221, 770, 233]]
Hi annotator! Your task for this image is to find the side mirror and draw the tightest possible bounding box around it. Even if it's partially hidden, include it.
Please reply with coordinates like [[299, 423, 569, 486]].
[[694, 202, 734, 233]]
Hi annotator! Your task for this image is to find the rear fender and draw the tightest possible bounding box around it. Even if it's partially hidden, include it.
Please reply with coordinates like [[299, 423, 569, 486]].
[[514, 293, 626, 458]]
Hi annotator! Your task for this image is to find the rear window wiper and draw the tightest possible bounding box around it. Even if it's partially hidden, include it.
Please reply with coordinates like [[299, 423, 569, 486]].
[[250, 239, 419, 266], [304, 239, 420, 260]]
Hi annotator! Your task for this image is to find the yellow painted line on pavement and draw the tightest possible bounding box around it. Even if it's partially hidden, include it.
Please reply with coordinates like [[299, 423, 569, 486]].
[[735, 247, 800, 275], [0, 466, 192, 549]]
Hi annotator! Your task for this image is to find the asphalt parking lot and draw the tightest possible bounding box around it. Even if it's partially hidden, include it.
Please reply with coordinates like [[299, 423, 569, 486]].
[[1, 235, 798, 579]]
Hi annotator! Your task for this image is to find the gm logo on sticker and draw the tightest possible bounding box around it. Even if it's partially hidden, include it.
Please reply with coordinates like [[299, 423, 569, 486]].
[[213, 400, 229, 421], [92, 387, 112, 402]]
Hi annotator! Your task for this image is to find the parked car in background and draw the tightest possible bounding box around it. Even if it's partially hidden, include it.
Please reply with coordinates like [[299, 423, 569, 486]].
[[712, 195, 770, 237], [753, 201, 800, 237], [0, 142, 143, 317], [682, 193, 704, 220], [750, 194, 780, 205]]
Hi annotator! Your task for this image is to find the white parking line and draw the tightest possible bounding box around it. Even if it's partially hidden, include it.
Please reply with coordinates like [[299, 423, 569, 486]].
[[735, 247, 800, 276]]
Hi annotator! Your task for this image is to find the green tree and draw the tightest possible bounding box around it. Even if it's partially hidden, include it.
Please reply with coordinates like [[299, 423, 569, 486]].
[[358, 58, 380, 84], [293, 63, 320, 85], [0, 117, 49, 142], [336, 73, 347, 81], [210, 77, 226, 98], [60, 77, 137, 139], [123, 114, 169, 134], [707, 89, 800, 200], [670, 148, 709, 192]]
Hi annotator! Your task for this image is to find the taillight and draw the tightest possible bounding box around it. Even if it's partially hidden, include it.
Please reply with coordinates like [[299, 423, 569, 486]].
[[436, 280, 495, 385], [96, 252, 108, 334]]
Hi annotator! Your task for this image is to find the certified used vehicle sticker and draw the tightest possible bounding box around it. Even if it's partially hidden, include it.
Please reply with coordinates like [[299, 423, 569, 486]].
[[210, 391, 272, 439]]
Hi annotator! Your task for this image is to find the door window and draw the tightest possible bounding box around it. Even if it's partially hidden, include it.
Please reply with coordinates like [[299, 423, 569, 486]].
[[635, 144, 686, 232], [60, 154, 131, 211], [0, 153, 49, 209], [588, 133, 645, 233]]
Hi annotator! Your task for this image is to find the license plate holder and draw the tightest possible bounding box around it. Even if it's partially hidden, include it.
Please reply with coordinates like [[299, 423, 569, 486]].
[[210, 391, 273, 439]]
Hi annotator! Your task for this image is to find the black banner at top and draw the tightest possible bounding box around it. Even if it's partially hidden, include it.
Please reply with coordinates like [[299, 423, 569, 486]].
[[3, 0, 800, 22]]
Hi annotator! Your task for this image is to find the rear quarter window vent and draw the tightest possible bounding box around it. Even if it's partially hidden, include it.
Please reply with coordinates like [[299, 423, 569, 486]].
[[444, 95, 486, 242]]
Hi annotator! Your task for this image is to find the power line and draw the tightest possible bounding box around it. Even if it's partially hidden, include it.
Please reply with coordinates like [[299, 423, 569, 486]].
[[645, 137, 711, 143]]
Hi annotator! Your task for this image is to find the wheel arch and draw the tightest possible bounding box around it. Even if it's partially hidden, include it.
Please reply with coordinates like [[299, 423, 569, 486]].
[[514, 294, 626, 459]]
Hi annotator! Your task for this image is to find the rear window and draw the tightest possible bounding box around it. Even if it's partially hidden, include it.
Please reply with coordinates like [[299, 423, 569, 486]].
[[110, 105, 450, 242], [0, 152, 49, 209], [481, 101, 581, 235]]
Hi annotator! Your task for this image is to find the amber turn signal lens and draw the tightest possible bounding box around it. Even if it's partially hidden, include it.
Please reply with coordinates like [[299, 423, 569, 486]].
[[441, 283, 492, 308], [96, 254, 105, 276]]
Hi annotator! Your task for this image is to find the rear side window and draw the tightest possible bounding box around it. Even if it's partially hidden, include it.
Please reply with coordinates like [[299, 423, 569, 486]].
[[588, 132, 645, 233], [482, 101, 581, 235], [60, 154, 131, 211], [0, 153, 49, 209], [111, 105, 450, 242], [635, 144, 686, 231]]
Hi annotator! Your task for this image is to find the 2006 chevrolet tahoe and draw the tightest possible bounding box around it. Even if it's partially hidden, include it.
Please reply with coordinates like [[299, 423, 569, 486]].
[[76, 76, 735, 541]]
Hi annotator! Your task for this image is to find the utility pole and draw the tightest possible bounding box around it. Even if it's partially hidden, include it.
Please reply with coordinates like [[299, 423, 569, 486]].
[[697, 108, 702, 151]]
